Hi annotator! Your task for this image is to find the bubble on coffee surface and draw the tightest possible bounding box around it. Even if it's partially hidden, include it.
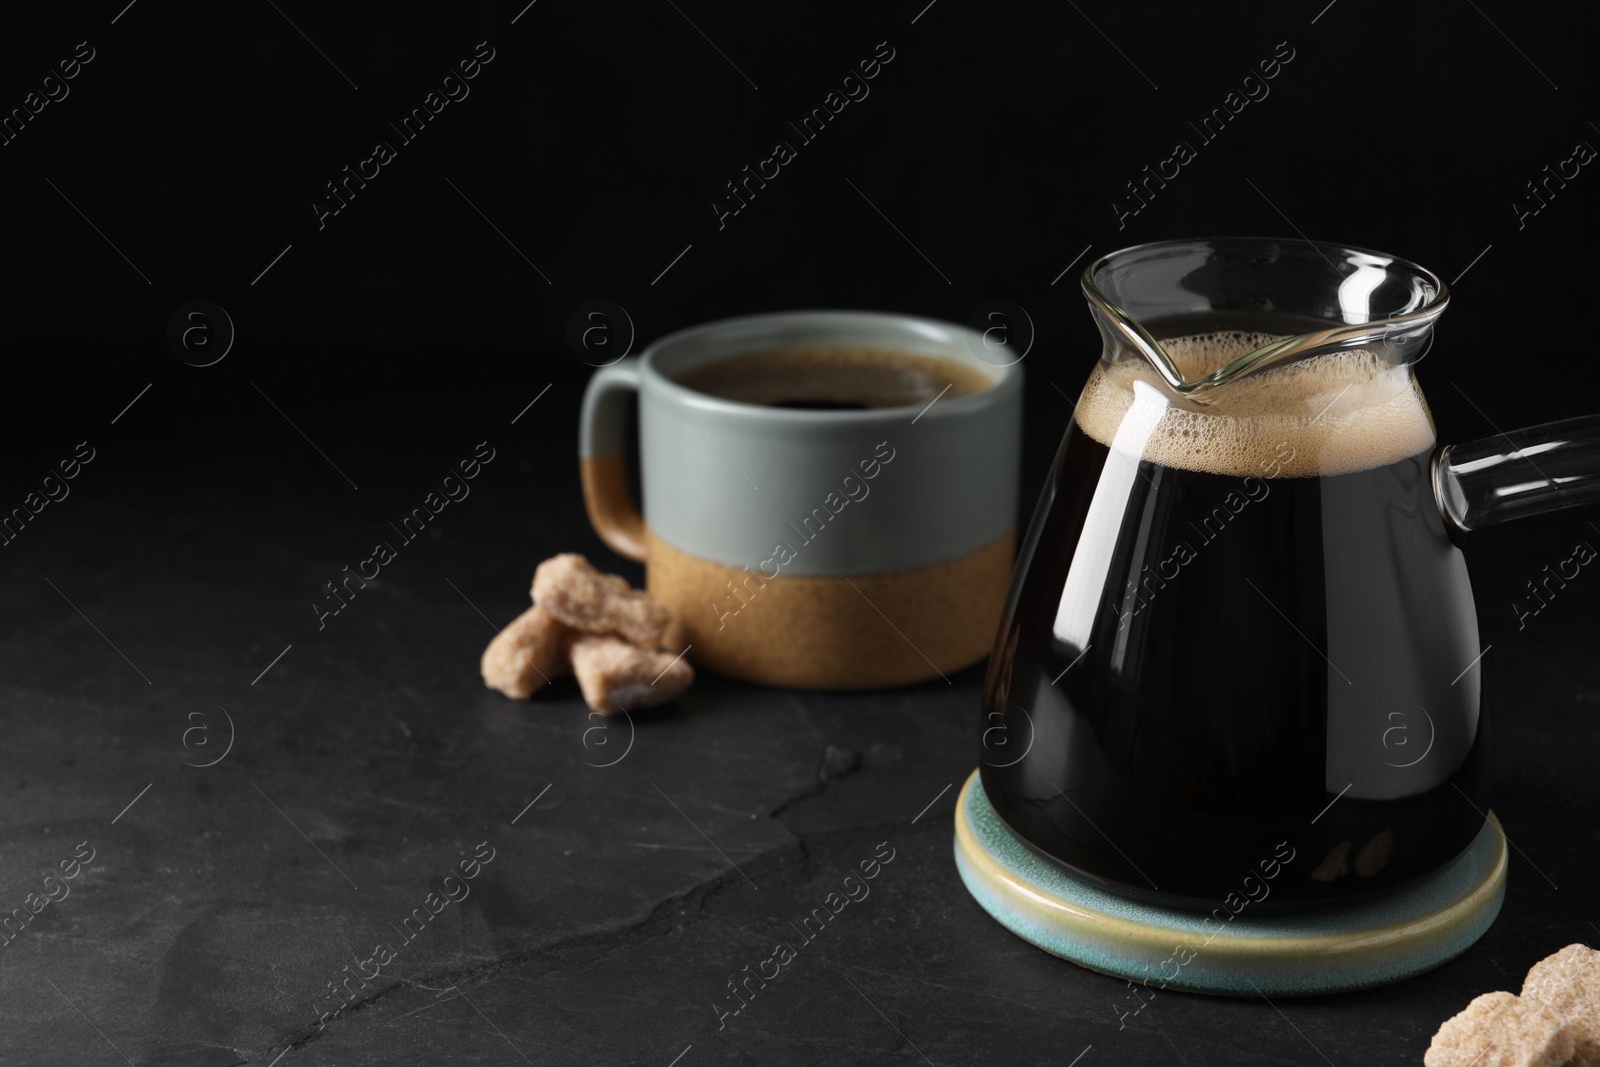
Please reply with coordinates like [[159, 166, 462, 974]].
[[1074, 330, 1437, 477]]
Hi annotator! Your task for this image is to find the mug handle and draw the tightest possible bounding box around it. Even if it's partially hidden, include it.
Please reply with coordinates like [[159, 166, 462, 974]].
[[579, 357, 647, 562]]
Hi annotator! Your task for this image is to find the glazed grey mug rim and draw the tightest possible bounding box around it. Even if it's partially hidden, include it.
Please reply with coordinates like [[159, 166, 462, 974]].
[[634, 308, 1024, 424]]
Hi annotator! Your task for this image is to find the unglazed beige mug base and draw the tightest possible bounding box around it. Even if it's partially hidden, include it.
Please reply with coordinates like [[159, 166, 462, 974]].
[[646, 528, 1015, 690]]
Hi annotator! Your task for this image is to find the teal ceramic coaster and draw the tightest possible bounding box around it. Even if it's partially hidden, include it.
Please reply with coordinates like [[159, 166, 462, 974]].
[[953, 770, 1506, 997]]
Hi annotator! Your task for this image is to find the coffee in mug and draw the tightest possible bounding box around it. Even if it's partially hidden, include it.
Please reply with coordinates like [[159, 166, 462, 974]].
[[674, 345, 993, 411]]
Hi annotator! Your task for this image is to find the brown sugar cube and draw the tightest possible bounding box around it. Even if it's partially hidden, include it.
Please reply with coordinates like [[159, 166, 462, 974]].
[[1523, 944, 1600, 1067], [480, 605, 570, 700], [532, 553, 670, 648], [569, 634, 693, 715], [1424, 991, 1574, 1067]]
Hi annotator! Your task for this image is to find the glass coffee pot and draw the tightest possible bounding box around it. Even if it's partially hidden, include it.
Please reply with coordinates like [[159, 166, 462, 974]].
[[980, 237, 1600, 909]]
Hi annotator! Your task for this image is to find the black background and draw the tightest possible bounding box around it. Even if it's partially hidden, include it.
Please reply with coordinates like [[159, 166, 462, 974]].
[[2, 1, 1598, 1065], [5, 0, 1596, 600], [3, 0, 1595, 467]]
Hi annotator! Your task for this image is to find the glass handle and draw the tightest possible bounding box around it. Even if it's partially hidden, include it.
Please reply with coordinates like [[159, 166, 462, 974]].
[[1434, 414, 1600, 532]]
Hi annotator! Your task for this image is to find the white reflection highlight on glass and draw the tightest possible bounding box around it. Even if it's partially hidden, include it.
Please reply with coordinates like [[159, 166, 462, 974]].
[[1052, 380, 1169, 652], [1338, 260, 1389, 324]]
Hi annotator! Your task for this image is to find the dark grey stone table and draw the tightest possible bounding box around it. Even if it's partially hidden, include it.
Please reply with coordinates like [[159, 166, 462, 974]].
[[2, 394, 1596, 1067]]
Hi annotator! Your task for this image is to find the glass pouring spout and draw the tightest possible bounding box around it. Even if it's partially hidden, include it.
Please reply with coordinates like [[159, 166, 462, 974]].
[[1081, 237, 1448, 403], [1082, 237, 1600, 533]]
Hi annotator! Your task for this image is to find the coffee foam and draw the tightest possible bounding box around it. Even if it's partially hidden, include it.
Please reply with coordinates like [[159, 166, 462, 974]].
[[675, 346, 993, 409], [1073, 331, 1436, 477]]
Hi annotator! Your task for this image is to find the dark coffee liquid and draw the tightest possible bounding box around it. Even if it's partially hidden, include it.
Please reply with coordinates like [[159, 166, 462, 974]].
[[979, 325, 1490, 909], [770, 398, 873, 411], [675, 346, 992, 410]]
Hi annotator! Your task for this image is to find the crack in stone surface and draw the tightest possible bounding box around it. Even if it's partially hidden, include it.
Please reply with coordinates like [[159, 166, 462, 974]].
[[265, 830, 808, 1059], [262, 757, 931, 1061], [768, 743, 862, 820]]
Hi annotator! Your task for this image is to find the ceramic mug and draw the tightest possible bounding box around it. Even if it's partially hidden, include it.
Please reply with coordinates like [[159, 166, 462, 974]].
[[578, 309, 1023, 689]]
